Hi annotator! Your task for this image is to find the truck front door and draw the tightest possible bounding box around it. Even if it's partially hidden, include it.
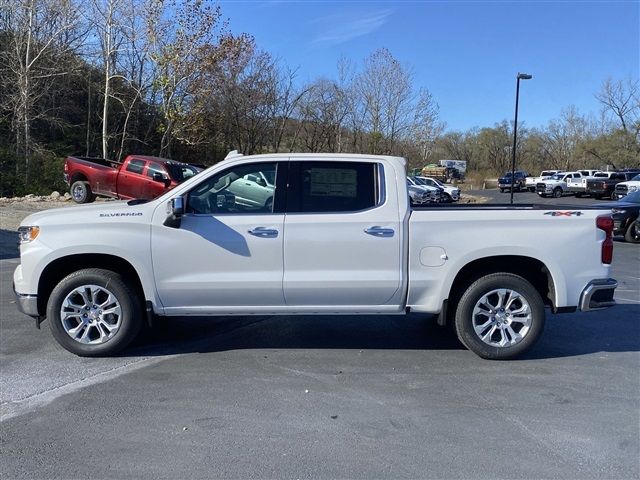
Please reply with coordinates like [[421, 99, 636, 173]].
[[118, 158, 148, 199], [151, 161, 287, 311]]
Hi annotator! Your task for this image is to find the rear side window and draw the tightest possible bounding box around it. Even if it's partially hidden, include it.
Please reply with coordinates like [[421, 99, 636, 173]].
[[126, 159, 146, 174], [288, 161, 377, 213]]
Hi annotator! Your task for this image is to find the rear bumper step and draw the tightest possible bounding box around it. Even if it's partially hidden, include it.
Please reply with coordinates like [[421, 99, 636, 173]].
[[579, 278, 617, 311]]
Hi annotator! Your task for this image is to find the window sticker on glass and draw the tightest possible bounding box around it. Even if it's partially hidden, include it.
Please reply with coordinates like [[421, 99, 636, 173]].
[[309, 168, 357, 197]]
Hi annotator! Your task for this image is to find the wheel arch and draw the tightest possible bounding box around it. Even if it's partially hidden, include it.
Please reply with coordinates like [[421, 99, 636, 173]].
[[444, 255, 556, 324], [37, 254, 145, 317], [70, 172, 89, 184]]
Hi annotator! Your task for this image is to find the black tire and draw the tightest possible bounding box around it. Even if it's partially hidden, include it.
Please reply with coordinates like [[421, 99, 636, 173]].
[[454, 273, 545, 360], [47, 268, 143, 356], [575, 192, 583, 198], [70, 180, 95, 204], [500, 188, 505, 193], [625, 220, 640, 243], [552, 187, 562, 198], [610, 191, 617, 200], [264, 197, 273, 212]]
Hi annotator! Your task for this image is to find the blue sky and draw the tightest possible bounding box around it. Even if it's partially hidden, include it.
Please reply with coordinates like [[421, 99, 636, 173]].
[[219, 0, 639, 132]]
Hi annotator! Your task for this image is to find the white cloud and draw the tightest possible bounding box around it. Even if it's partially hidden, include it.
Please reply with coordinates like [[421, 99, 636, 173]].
[[313, 9, 393, 46]]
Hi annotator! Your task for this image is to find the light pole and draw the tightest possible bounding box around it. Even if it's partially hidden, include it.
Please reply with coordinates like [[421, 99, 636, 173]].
[[510, 72, 532, 204]]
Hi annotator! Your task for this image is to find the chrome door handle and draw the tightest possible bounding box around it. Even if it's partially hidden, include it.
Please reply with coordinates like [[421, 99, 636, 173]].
[[364, 226, 395, 237], [248, 227, 278, 238]]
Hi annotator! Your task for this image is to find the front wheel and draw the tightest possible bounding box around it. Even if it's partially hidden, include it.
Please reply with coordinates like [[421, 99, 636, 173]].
[[552, 187, 562, 198], [625, 220, 640, 243], [454, 273, 545, 360], [47, 268, 143, 356]]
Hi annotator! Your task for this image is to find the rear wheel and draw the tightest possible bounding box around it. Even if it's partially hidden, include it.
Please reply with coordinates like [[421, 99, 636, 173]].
[[454, 273, 545, 360], [625, 220, 640, 243], [70, 180, 95, 204], [47, 268, 143, 356]]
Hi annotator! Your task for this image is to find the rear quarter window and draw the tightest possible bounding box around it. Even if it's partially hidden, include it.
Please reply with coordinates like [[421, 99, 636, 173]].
[[126, 159, 146, 174]]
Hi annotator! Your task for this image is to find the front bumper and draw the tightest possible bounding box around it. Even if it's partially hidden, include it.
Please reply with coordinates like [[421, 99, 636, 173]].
[[579, 278, 617, 311], [13, 283, 39, 318]]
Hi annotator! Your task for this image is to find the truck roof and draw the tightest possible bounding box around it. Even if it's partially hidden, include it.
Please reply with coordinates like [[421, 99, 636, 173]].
[[129, 155, 189, 166], [221, 151, 408, 168]]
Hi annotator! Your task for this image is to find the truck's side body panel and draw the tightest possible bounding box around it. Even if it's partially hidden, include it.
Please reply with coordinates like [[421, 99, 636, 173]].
[[407, 207, 609, 312]]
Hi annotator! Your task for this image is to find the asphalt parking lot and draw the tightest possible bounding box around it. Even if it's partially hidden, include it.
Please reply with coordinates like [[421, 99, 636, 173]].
[[1, 191, 638, 479]]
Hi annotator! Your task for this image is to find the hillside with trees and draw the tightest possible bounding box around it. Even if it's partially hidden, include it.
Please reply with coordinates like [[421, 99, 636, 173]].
[[1, 0, 638, 196]]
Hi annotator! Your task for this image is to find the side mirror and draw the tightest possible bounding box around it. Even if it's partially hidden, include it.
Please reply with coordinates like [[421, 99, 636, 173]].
[[152, 172, 165, 182], [163, 197, 184, 228], [256, 178, 267, 187]]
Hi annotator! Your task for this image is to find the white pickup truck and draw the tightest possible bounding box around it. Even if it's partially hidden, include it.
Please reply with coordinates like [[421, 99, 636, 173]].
[[14, 153, 617, 360], [525, 170, 564, 192]]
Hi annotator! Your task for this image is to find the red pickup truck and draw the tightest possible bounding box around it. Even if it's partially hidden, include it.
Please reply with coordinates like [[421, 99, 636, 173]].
[[63, 155, 201, 203]]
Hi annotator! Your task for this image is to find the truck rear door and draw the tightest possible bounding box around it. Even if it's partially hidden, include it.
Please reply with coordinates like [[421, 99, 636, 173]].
[[282, 159, 403, 307]]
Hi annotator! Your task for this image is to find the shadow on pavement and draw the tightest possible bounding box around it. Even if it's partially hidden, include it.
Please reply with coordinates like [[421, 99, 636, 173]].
[[0, 229, 18, 259], [123, 303, 640, 360]]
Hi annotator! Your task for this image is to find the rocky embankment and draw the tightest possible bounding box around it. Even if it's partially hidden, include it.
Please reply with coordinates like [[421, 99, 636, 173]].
[[0, 192, 75, 232]]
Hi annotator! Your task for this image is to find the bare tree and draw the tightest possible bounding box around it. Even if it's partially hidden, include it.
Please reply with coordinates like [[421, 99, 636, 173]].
[[595, 77, 640, 132], [357, 48, 414, 154], [1, 0, 82, 181], [146, 0, 231, 156], [410, 88, 443, 164]]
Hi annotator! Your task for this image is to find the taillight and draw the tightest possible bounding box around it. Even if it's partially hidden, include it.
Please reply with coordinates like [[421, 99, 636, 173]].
[[64, 162, 68, 172], [596, 215, 614, 264]]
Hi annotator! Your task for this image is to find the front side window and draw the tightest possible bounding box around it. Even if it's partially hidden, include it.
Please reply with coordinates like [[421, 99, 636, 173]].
[[167, 164, 199, 182], [147, 162, 168, 179], [186, 163, 277, 214], [288, 161, 377, 213]]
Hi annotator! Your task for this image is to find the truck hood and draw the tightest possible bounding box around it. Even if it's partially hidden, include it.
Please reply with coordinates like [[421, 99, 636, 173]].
[[19, 200, 152, 228]]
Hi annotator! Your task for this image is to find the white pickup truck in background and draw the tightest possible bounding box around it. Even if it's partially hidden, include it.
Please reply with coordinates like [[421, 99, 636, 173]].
[[525, 170, 564, 192], [537, 171, 583, 198], [14, 153, 617, 360]]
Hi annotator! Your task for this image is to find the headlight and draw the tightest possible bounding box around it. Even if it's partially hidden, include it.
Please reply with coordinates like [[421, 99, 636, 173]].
[[629, 186, 638, 192], [18, 226, 40, 244]]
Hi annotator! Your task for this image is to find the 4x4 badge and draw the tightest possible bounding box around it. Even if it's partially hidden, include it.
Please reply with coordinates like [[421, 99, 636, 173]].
[[544, 211, 583, 216]]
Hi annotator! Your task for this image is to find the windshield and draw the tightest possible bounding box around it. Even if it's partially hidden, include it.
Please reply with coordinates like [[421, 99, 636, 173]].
[[167, 164, 199, 182], [594, 173, 609, 178], [549, 174, 563, 180], [632, 174, 640, 181], [541, 171, 555, 176], [412, 177, 427, 185]]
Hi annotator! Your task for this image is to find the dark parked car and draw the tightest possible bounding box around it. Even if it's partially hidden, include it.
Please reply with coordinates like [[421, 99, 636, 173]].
[[612, 190, 640, 243], [498, 171, 528, 192], [586, 170, 640, 200]]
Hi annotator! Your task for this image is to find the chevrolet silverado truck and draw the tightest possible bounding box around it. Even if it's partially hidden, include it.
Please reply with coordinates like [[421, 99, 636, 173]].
[[64, 155, 200, 204], [14, 153, 617, 359]]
